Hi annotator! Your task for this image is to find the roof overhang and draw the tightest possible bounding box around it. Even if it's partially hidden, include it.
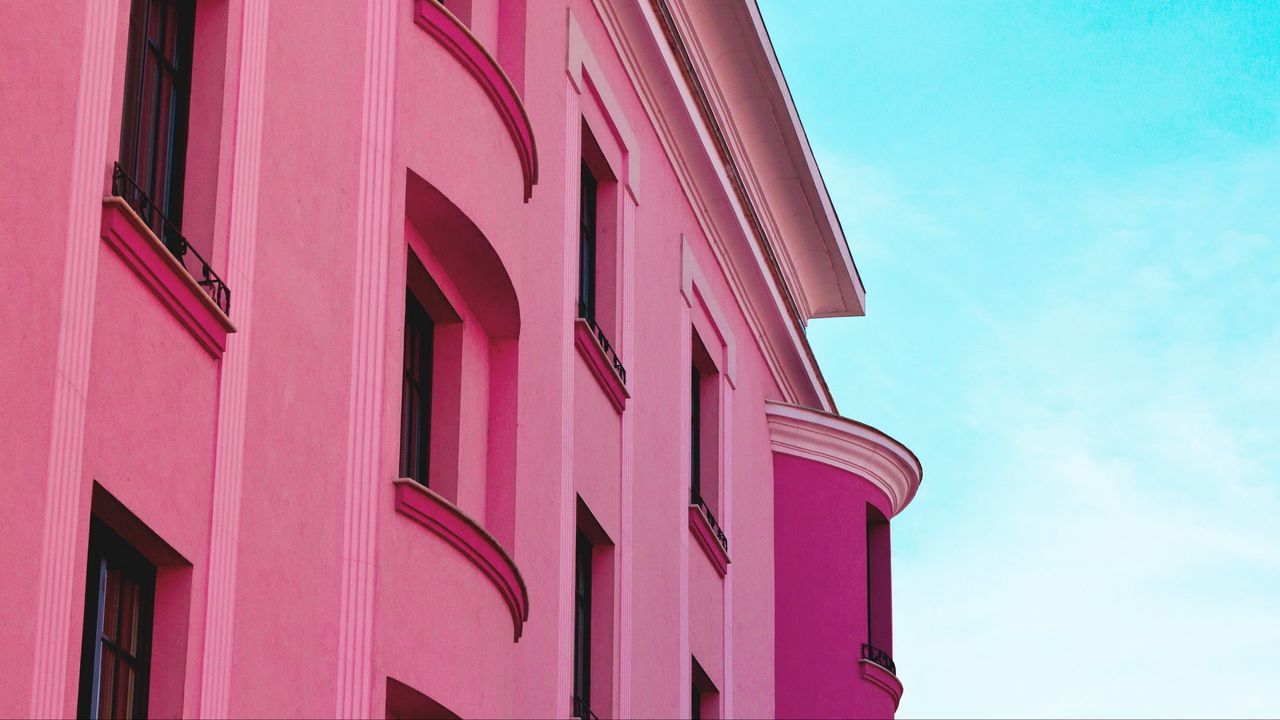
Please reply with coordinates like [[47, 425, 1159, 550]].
[[671, 0, 865, 320]]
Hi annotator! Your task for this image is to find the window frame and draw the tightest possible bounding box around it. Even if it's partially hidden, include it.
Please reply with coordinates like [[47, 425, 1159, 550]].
[[77, 519, 157, 720]]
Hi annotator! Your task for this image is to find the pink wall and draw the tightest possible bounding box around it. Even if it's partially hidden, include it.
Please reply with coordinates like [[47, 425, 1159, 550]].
[[0, 1, 920, 718], [774, 454, 900, 719]]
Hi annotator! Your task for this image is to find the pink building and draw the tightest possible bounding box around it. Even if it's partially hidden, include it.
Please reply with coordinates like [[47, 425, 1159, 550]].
[[0, 0, 921, 717]]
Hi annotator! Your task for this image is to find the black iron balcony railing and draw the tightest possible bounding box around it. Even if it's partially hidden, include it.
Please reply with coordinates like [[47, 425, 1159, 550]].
[[111, 162, 231, 315], [577, 300, 626, 384], [571, 695, 599, 720], [861, 642, 896, 675], [694, 497, 728, 554]]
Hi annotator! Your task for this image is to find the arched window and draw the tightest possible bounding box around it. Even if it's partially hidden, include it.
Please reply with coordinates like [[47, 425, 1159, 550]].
[[398, 171, 521, 548]]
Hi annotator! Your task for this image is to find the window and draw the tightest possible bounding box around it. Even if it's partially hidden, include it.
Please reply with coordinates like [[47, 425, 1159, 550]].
[[864, 503, 895, 673], [689, 332, 725, 551], [575, 127, 627, 387], [400, 290, 435, 486], [577, 161, 598, 324], [690, 333, 719, 511], [569, 502, 615, 719], [572, 530, 594, 720], [111, 0, 231, 314], [402, 172, 521, 544], [690, 362, 702, 505], [77, 520, 156, 720], [117, 0, 195, 248]]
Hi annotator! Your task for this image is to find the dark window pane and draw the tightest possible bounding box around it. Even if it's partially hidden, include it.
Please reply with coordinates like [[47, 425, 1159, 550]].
[[102, 568, 121, 642], [112, 658, 135, 719], [572, 531, 592, 717], [691, 364, 701, 505], [577, 162, 597, 321], [146, 0, 162, 45], [133, 59, 158, 194], [120, 577, 139, 654], [163, 3, 178, 60], [97, 647, 117, 718], [400, 292, 434, 485]]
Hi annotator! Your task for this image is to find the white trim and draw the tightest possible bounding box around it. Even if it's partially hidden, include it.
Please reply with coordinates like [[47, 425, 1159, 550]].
[[680, 235, 737, 388], [669, 0, 865, 319], [764, 401, 922, 517], [568, 10, 641, 201], [589, 0, 831, 411]]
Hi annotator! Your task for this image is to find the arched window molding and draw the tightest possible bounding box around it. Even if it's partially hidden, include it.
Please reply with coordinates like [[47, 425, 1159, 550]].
[[402, 172, 520, 545]]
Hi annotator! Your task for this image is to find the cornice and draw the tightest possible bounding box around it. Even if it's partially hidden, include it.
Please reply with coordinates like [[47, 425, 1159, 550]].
[[589, 0, 834, 411], [648, 0, 804, 325], [659, 0, 865, 320], [658, 0, 811, 320], [764, 400, 922, 517]]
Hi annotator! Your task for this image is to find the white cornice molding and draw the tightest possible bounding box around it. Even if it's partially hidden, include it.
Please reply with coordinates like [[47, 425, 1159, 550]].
[[589, 0, 832, 410], [765, 401, 922, 516], [662, 0, 814, 320], [671, 0, 865, 319]]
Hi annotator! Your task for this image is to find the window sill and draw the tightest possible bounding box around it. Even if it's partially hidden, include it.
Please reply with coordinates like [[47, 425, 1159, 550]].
[[574, 319, 629, 413], [860, 658, 903, 709], [100, 197, 235, 357], [688, 504, 729, 577], [392, 478, 529, 641], [414, 0, 537, 201]]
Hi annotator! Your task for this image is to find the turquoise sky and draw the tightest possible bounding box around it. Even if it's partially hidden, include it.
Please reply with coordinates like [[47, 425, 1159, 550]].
[[758, 1, 1280, 716]]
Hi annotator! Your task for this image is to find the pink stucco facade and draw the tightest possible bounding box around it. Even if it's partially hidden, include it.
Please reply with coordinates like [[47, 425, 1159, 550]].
[[0, 0, 921, 718]]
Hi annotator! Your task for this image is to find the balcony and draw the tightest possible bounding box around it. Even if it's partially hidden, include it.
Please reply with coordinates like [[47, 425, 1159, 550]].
[[101, 164, 235, 356], [392, 478, 529, 641], [688, 499, 729, 578], [860, 642, 895, 675], [574, 304, 629, 413], [571, 695, 600, 720], [111, 163, 230, 315], [413, 0, 537, 201], [578, 301, 626, 385], [859, 642, 903, 712]]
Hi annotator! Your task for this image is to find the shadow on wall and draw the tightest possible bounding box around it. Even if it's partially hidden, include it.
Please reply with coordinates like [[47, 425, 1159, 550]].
[[403, 171, 520, 550], [386, 676, 459, 719]]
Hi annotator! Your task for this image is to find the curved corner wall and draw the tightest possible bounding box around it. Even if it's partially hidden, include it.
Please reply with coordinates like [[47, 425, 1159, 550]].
[[766, 401, 922, 719], [414, 0, 538, 201]]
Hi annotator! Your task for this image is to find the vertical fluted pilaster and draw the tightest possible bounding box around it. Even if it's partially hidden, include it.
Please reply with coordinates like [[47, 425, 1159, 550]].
[[29, 1, 120, 715], [335, 0, 398, 716], [198, 0, 271, 715]]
